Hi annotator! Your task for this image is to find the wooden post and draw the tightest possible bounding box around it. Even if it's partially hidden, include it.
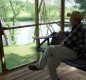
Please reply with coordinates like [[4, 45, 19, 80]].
[[61, 0, 65, 31], [35, 0, 40, 60], [0, 20, 7, 72]]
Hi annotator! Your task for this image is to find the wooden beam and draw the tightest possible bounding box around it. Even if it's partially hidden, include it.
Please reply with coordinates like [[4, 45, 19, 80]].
[[0, 20, 7, 72], [35, 0, 39, 47], [35, 0, 40, 60], [61, 0, 65, 31], [2, 21, 61, 30]]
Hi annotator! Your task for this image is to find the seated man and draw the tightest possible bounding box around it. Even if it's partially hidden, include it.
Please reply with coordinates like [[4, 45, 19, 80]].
[[28, 11, 85, 80]]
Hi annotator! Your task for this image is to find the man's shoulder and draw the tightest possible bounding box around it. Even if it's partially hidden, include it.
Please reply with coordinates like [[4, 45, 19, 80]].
[[77, 23, 83, 28], [76, 24, 85, 30]]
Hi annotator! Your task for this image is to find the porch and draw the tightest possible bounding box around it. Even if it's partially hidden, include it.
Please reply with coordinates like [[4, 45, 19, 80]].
[[0, 63, 86, 80]]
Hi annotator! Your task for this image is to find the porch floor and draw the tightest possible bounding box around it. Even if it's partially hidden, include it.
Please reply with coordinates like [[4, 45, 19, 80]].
[[0, 63, 86, 80]]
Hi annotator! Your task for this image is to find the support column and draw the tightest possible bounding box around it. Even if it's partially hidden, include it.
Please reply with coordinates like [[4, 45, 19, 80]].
[[35, 0, 40, 60], [0, 20, 7, 72], [61, 0, 65, 31]]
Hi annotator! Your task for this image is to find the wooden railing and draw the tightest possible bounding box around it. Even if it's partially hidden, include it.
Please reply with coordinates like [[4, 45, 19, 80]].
[[2, 21, 61, 30]]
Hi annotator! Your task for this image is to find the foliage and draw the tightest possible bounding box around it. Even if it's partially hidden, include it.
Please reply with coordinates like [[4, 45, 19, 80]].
[[24, 0, 35, 20], [0, 0, 10, 21], [40, 0, 61, 22], [74, 0, 86, 13], [1, 0, 76, 22], [0, 0, 35, 22], [8, 12, 34, 21], [41, 5, 60, 21]]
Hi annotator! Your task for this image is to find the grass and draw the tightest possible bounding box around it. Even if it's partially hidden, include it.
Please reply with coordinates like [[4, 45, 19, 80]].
[[3, 42, 37, 69], [0, 42, 47, 72]]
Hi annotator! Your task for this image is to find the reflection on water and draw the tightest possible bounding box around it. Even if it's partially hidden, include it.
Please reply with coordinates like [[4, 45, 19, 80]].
[[15, 27, 35, 45]]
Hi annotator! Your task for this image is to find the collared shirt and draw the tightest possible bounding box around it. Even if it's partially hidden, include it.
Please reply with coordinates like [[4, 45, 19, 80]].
[[63, 24, 85, 53]]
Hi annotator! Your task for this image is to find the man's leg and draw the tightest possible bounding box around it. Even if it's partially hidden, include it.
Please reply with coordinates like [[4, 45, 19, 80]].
[[47, 56, 60, 80], [46, 45, 77, 80], [28, 45, 55, 70], [36, 45, 77, 69], [35, 46, 56, 69], [29, 45, 77, 80]]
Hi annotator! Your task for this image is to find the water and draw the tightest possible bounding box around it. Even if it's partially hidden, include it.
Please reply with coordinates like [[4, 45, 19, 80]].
[[15, 27, 35, 45], [15, 24, 60, 45]]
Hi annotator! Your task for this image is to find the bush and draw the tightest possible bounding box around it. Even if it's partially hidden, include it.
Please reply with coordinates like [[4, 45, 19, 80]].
[[6, 12, 35, 21], [16, 16, 34, 21]]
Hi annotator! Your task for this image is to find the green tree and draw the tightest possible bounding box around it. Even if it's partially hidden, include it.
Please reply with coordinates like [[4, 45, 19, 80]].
[[75, 0, 86, 13], [0, 0, 10, 21], [24, 1, 35, 20], [9, 0, 24, 25], [0, 0, 25, 45], [0, 0, 11, 46]]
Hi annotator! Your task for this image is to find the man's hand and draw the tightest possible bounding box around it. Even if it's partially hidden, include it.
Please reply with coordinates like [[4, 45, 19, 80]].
[[58, 31, 69, 36], [58, 31, 65, 35]]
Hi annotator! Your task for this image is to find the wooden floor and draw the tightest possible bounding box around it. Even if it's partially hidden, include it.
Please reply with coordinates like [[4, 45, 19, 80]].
[[0, 63, 86, 80]]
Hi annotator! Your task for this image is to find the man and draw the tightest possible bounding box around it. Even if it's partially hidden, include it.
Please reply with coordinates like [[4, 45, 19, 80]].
[[28, 11, 85, 80]]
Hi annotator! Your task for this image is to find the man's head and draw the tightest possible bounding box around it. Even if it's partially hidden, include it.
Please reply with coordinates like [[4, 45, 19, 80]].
[[67, 11, 83, 26]]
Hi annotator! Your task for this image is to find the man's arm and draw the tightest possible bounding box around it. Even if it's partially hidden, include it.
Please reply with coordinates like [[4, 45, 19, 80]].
[[61, 26, 82, 46]]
